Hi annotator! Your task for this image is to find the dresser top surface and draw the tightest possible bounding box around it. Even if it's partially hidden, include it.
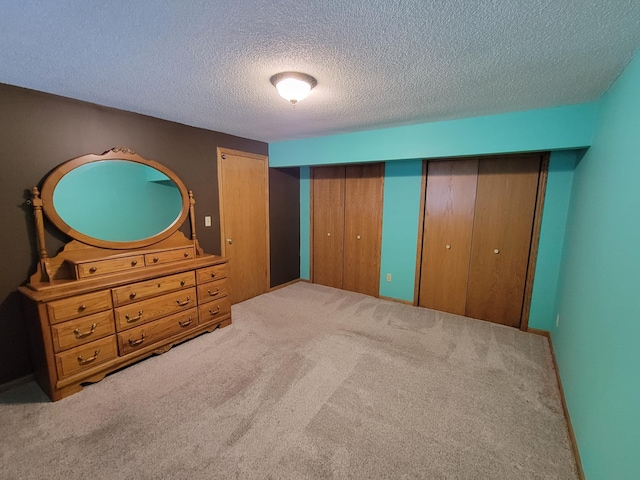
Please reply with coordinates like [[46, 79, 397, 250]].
[[20, 254, 228, 302]]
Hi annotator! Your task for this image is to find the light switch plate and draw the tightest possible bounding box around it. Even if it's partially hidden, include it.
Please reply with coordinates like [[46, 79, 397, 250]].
[[204, 216, 212, 227]]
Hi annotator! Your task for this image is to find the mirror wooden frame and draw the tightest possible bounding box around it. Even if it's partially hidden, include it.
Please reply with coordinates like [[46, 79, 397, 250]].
[[40, 147, 190, 250]]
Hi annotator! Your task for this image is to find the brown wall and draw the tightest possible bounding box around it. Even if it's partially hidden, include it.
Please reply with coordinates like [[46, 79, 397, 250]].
[[0, 83, 300, 385]]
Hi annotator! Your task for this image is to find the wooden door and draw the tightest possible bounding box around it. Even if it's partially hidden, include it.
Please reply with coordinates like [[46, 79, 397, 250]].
[[419, 159, 478, 315], [218, 148, 270, 304], [312, 166, 346, 289], [465, 155, 541, 327], [343, 164, 384, 297]]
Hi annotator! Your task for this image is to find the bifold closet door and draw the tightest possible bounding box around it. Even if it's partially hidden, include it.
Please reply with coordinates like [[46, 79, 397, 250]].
[[343, 164, 384, 297], [465, 155, 541, 327], [418, 159, 478, 315], [312, 166, 345, 289]]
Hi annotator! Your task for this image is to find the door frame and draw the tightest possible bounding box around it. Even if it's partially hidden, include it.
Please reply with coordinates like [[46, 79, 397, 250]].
[[519, 152, 550, 331], [216, 147, 271, 293], [415, 153, 549, 330]]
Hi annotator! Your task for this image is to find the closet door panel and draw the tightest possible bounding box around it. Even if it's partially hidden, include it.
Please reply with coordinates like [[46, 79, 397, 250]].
[[465, 156, 541, 327], [312, 166, 345, 289], [343, 164, 384, 297], [419, 159, 478, 315]]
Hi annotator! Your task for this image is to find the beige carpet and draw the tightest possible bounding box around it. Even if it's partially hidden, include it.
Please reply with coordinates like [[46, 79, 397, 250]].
[[0, 282, 577, 479]]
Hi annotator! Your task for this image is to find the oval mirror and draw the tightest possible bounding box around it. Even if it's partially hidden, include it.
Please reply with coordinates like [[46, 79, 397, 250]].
[[40, 148, 190, 249]]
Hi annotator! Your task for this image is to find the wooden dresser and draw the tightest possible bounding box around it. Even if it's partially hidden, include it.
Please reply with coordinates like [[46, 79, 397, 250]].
[[20, 147, 233, 401]]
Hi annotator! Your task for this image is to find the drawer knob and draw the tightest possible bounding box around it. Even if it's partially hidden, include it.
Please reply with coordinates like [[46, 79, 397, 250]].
[[129, 292, 137, 299], [327, 232, 331, 237], [77, 349, 100, 365], [208, 288, 220, 297], [176, 296, 191, 307], [180, 280, 186, 286], [131, 260, 138, 266], [493, 248, 500, 254], [357, 235, 361, 240], [74, 323, 97, 339], [445, 244, 451, 250], [125, 310, 143, 323], [184, 252, 189, 257], [209, 306, 221, 316], [179, 316, 193, 327], [210, 273, 216, 278], [128, 333, 146, 347], [153, 257, 159, 263], [78, 304, 86, 311], [89, 267, 97, 274]]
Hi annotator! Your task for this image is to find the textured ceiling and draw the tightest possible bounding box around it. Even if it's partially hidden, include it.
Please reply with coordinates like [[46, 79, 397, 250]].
[[1, 1, 640, 143]]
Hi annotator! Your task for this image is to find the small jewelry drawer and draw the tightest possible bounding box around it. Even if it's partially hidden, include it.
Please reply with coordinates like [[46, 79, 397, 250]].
[[117, 308, 198, 356], [50, 310, 115, 353], [112, 271, 196, 307], [54, 336, 118, 379], [196, 262, 228, 284], [144, 247, 195, 266], [198, 296, 231, 325], [74, 255, 145, 279], [47, 290, 113, 325], [197, 278, 229, 304], [114, 287, 196, 331]]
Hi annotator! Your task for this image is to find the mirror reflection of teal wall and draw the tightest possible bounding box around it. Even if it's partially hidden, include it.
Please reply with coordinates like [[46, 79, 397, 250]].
[[53, 160, 183, 242]]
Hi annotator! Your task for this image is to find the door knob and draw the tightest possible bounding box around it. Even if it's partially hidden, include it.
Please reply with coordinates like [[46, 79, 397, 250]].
[[445, 244, 451, 250], [493, 248, 500, 254], [227, 238, 233, 245]]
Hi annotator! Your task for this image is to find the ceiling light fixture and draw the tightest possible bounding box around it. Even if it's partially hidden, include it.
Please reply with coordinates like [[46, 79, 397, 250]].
[[270, 72, 317, 106]]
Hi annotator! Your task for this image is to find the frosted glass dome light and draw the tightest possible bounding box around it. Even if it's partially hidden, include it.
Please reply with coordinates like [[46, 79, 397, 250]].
[[270, 72, 317, 106]]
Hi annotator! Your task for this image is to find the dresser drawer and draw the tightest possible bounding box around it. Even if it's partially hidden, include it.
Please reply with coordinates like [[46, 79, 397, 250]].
[[198, 296, 231, 325], [117, 308, 198, 356], [114, 287, 196, 331], [75, 255, 145, 279], [196, 262, 228, 284], [112, 271, 196, 307], [145, 247, 195, 266], [50, 310, 115, 353], [54, 336, 118, 379], [197, 278, 229, 304], [47, 290, 113, 325]]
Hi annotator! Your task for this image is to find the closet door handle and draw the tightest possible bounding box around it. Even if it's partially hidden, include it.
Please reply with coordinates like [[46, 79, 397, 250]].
[[493, 249, 500, 254], [445, 244, 451, 250], [356, 235, 361, 240]]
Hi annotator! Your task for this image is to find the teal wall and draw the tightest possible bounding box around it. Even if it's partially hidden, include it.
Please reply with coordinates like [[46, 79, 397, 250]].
[[552, 52, 640, 479], [379, 160, 424, 301], [287, 104, 596, 313], [270, 103, 596, 167], [280, 54, 640, 478], [300, 166, 311, 280], [527, 150, 582, 330]]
